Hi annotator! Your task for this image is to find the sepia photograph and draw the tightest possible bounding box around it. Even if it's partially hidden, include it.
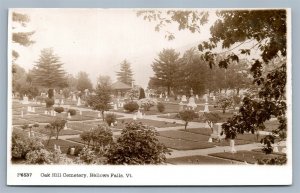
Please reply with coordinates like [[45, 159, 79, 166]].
[[7, 8, 292, 185]]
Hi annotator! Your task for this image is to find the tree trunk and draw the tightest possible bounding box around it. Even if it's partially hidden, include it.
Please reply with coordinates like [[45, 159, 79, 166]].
[[185, 122, 188, 130], [222, 108, 225, 114], [102, 111, 105, 121], [237, 88, 240, 95]]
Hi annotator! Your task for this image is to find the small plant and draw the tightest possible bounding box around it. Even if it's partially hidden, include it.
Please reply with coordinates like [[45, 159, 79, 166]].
[[54, 107, 64, 113], [68, 109, 76, 116], [123, 101, 139, 112], [137, 98, 157, 111], [202, 112, 221, 132], [216, 96, 233, 113], [179, 110, 197, 130], [44, 118, 67, 141], [45, 97, 54, 108], [105, 113, 117, 126], [157, 102, 165, 113]]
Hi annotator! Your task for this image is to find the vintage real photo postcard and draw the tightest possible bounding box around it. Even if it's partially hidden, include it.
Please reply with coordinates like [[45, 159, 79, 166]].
[[7, 8, 292, 186]]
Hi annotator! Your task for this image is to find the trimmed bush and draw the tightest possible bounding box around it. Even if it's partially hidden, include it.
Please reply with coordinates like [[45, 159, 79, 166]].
[[123, 101, 139, 112], [179, 110, 198, 130], [105, 113, 117, 126], [137, 98, 157, 111], [157, 102, 165, 113], [45, 97, 54, 108], [54, 107, 64, 113], [68, 109, 76, 116]]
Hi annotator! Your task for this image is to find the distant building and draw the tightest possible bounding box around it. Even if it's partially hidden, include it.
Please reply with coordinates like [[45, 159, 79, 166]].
[[111, 81, 132, 97]]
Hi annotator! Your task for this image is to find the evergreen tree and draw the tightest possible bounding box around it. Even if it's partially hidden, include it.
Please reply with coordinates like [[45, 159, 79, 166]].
[[150, 49, 181, 96], [76, 71, 93, 92], [87, 76, 112, 121], [116, 60, 134, 85], [32, 48, 67, 90]]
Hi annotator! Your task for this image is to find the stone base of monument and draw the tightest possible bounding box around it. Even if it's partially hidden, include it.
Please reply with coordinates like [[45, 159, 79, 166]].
[[230, 139, 237, 153], [203, 103, 209, 112], [210, 123, 225, 142]]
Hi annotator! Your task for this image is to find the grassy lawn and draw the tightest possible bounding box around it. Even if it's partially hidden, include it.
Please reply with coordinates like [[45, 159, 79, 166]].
[[43, 139, 83, 154], [19, 114, 57, 123], [114, 118, 182, 130], [209, 150, 280, 164], [12, 117, 35, 125], [157, 136, 215, 150], [167, 155, 234, 165], [67, 122, 97, 132], [158, 111, 235, 123], [33, 126, 81, 136]]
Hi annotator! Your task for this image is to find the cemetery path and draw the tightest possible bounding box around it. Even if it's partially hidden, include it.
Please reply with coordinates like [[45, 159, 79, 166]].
[[166, 143, 263, 158]]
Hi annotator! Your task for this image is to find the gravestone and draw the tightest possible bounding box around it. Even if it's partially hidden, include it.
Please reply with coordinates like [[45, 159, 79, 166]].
[[187, 89, 197, 110], [203, 103, 209, 112], [77, 97, 81, 106], [63, 123, 68, 130], [195, 95, 199, 100], [44, 111, 48, 115], [27, 106, 31, 112], [79, 110, 82, 115], [70, 148, 75, 155], [181, 95, 187, 102], [98, 112, 101, 118], [165, 95, 169, 102], [137, 110, 143, 119], [67, 112, 71, 119], [22, 95, 29, 105], [210, 123, 225, 142], [32, 107, 35, 113], [61, 99, 64, 105], [213, 96, 216, 101], [159, 93, 163, 99], [230, 139, 237, 153], [114, 104, 118, 110], [72, 94, 76, 101], [21, 110, 24, 118]]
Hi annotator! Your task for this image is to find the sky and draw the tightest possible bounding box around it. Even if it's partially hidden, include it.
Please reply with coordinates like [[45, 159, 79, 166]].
[[11, 8, 218, 88]]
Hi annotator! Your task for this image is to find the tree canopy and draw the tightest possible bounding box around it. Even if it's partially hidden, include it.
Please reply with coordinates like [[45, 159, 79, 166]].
[[32, 48, 67, 89], [116, 60, 134, 85], [76, 71, 93, 92]]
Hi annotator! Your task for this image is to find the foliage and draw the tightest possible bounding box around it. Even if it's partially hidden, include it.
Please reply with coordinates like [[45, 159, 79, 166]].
[[179, 110, 198, 130], [127, 88, 139, 100], [32, 48, 67, 89], [68, 109, 76, 116], [106, 121, 170, 164], [11, 129, 44, 159], [215, 96, 233, 113], [157, 102, 165, 113], [201, 112, 221, 131], [116, 60, 134, 85], [139, 88, 146, 99], [123, 101, 139, 112], [105, 113, 117, 126], [25, 149, 53, 164], [232, 95, 242, 106], [76, 71, 93, 92], [77, 147, 98, 164], [257, 155, 287, 165], [137, 98, 157, 111], [150, 49, 181, 95], [54, 107, 64, 113], [45, 97, 54, 108], [86, 76, 112, 121], [44, 118, 67, 140]]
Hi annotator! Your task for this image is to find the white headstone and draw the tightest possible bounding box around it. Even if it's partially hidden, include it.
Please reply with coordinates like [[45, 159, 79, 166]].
[[281, 147, 287, 153], [72, 94, 76, 101], [68, 112, 71, 119], [21, 111, 24, 117], [44, 111, 47, 115], [208, 137, 213, 143], [137, 110, 143, 119], [98, 112, 101, 118], [203, 104, 209, 112], [53, 111, 56, 116], [32, 107, 35, 113], [273, 146, 279, 153], [195, 95, 199, 100], [159, 94, 163, 99], [22, 95, 29, 104], [79, 110, 82, 115], [133, 114, 137, 120], [114, 104, 118, 110], [61, 99, 64, 105], [230, 139, 237, 153], [187, 96, 197, 110], [70, 148, 75, 155], [213, 96, 216, 101], [77, 97, 81, 106], [181, 95, 187, 102], [64, 123, 68, 130], [27, 106, 31, 112]]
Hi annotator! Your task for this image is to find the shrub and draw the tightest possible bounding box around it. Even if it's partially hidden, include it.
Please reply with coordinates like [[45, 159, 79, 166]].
[[137, 98, 157, 111], [201, 112, 221, 131], [80, 124, 113, 153], [257, 155, 287, 165], [215, 96, 233, 113], [68, 109, 76, 116], [67, 145, 83, 156], [105, 113, 117, 126], [123, 101, 139, 112], [44, 118, 67, 141], [54, 107, 64, 113], [25, 149, 53, 164], [45, 97, 54, 108], [139, 88, 146, 99], [106, 121, 170, 165], [179, 110, 197, 130], [77, 147, 97, 164], [157, 102, 165, 113], [11, 129, 44, 160]]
